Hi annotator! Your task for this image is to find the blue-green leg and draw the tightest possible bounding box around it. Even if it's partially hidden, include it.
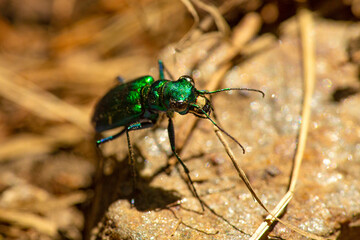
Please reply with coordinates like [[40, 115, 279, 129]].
[[125, 129, 136, 203], [96, 121, 155, 206], [96, 128, 127, 146], [158, 60, 175, 80], [126, 122, 155, 206], [96, 122, 154, 146], [158, 60, 165, 79], [167, 117, 204, 211]]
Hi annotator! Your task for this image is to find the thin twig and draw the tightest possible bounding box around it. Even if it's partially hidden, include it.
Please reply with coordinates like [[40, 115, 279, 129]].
[[166, 207, 219, 236]]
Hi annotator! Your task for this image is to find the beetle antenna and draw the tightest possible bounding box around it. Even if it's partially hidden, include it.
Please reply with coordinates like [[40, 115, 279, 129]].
[[199, 88, 265, 98], [190, 104, 246, 154]]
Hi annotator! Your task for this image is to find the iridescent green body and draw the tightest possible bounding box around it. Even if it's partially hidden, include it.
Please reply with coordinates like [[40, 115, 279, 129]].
[[92, 75, 200, 133], [92, 76, 156, 132], [92, 60, 264, 210]]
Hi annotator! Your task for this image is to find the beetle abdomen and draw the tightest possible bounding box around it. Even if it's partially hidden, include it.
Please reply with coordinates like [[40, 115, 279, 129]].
[[92, 76, 154, 132]]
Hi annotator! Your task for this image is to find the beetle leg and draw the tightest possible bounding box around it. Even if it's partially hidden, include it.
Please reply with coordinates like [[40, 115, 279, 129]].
[[158, 60, 165, 80], [167, 117, 205, 211], [96, 128, 127, 146], [96, 121, 155, 146], [158, 60, 175, 81], [127, 121, 154, 132], [126, 122, 156, 206], [126, 121, 155, 180], [124, 129, 137, 207]]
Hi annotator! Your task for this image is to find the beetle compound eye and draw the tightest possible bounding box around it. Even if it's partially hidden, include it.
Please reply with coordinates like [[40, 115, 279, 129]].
[[179, 75, 195, 87], [175, 101, 188, 112], [170, 99, 188, 112]]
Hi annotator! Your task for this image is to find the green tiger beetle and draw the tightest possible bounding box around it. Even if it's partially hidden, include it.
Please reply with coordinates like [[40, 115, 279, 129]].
[[92, 60, 264, 210]]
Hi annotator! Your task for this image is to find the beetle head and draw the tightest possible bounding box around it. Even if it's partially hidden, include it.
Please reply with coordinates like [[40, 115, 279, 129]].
[[166, 75, 197, 114]]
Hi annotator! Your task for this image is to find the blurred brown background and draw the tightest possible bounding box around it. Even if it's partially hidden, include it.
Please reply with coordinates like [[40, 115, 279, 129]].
[[0, 0, 359, 239]]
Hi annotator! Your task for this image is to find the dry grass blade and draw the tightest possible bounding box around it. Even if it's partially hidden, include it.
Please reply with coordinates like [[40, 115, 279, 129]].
[[0, 124, 85, 162], [176, 0, 244, 50], [180, 0, 200, 25], [178, 0, 200, 47], [192, 0, 231, 37], [0, 208, 58, 237], [0, 70, 91, 132], [249, 9, 325, 240], [288, 8, 316, 192]]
